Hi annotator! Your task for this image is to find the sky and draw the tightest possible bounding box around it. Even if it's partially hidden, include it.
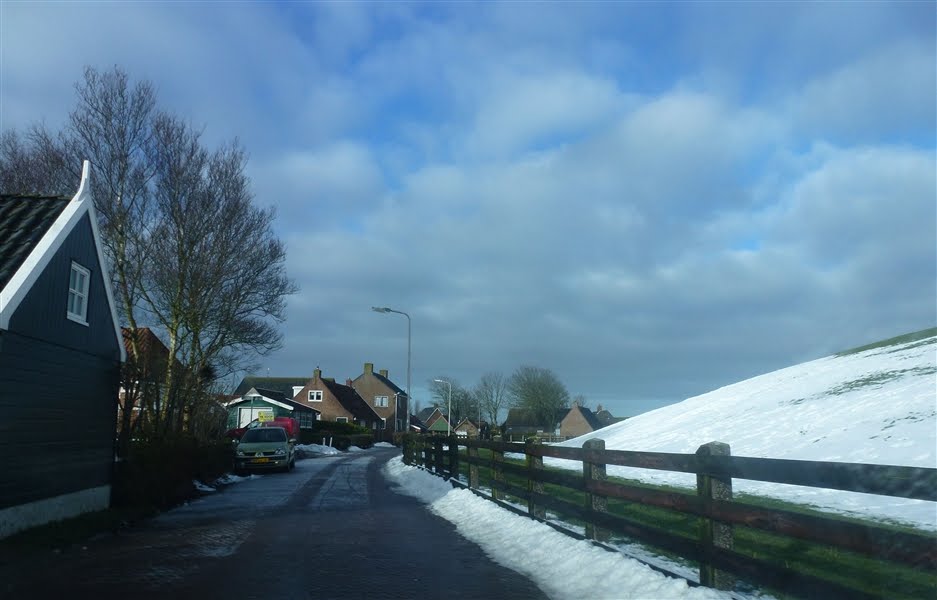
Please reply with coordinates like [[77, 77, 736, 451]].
[[1, 2, 935, 417]]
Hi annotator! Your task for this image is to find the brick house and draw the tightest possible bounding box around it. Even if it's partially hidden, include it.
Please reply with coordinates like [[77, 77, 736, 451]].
[[559, 405, 605, 438], [295, 368, 382, 430], [351, 362, 409, 436]]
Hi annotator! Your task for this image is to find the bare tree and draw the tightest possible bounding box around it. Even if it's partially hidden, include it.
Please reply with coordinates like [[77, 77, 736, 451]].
[[572, 394, 590, 409], [428, 377, 477, 426], [3, 64, 297, 445], [474, 371, 508, 426], [507, 366, 570, 431]]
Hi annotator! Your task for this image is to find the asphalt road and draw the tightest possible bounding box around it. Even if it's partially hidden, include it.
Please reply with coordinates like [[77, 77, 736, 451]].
[[0, 448, 547, 600]]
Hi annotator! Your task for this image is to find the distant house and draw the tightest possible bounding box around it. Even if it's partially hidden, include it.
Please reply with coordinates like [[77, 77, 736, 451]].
[[595, 406, 627, 428], [295, 368, 382, 430], [351, 362, 409, 437], [0, 162, 126, 538], [502, 408, 571, 441], [408, 412, 428, 433], [454, 417, 482, 438], [118, 327, 171, 437], [233, 376, 309, 400], [225, 387, 319, 430], [559, 405, 605, 438], [416, 407, 450, 433]]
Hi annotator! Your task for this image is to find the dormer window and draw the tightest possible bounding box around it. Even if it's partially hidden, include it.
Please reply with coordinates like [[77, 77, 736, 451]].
[[308, 390, 323, 402], [67, 262, 90, 325]]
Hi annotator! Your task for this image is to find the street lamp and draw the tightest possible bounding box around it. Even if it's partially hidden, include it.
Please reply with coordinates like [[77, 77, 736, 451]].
[[433, 379, 452, 436], [372, 306, 411, 433]]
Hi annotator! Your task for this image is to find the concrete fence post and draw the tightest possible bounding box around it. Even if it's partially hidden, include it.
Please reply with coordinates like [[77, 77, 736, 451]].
[[526, 437, 545, 520], [696, 441, 734, 590], [423, 437, 432, 470], [583, 438, 609, 542]]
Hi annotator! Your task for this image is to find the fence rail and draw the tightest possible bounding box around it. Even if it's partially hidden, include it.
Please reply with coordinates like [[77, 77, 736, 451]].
[[402, 434, 937, 599]]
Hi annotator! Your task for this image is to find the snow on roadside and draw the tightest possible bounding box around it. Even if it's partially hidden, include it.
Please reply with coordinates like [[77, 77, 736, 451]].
[[296, 443, 341, 456], [193, 480, 216, 492], [374, 442, 396, 448], [383, 457, 728, 600]]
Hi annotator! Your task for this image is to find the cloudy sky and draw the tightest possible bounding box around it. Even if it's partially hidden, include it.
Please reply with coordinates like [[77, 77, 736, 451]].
[[2, 2, 935, 417]]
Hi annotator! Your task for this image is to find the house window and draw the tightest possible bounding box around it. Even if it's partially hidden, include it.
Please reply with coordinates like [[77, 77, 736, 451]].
[[308, 390, 323, 402], [381, 417, 387, 430], [315, 413, 321, 421], [67, 262, 90, 324], [336, 417, 348, 423], [374, 395, 388, 407]]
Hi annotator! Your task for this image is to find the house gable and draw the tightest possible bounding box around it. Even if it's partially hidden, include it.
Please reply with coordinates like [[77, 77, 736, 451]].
[[351, 362, 408, 433], [0, 161, 125, 362]]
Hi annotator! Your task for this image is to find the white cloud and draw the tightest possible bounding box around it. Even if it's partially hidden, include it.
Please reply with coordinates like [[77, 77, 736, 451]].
[[792, 41, 937, 142]]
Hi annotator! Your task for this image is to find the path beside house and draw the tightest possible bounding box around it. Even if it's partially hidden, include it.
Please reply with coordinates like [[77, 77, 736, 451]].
[[0, 448, 546, 600]]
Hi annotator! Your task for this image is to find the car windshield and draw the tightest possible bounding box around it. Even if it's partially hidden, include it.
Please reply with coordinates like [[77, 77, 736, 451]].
[[241, 427, 287, 443]]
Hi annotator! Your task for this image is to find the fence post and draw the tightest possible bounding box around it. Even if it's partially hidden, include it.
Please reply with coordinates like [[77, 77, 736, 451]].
[[433, 436, 444, 475], [696, 441, 734, 590], [423, 436, 432, 470], [468, 442, 479, 489], [526, 437, 545, 520], [448, 434, 459, 481], [582, 438, 609, 542], [491, 441, 504, 501]]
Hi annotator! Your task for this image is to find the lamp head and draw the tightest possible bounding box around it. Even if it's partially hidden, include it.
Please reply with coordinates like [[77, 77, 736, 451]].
[[371, 306, 391, 313]]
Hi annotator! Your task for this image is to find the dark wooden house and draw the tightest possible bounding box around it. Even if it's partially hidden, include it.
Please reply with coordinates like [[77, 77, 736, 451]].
[[0, 161, 125, 538]]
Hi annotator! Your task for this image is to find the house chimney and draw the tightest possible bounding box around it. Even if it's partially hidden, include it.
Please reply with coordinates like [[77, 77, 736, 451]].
[[346, 378, 354, 387], [379, 369, 388, 378], [313, 368, 321, 380], [364, 362, 373, 375]]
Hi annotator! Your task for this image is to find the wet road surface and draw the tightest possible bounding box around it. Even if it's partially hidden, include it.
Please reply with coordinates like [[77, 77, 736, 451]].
[[0, 448, 546, 600]]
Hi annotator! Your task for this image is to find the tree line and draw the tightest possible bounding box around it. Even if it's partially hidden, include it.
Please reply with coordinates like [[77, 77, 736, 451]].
[[426, 365, 587, 431], [0, 66, 297, 458]]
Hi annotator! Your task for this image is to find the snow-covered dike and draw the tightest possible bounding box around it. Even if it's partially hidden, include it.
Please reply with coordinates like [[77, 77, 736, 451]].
[[383, 457, 728, 600], [556, 334, 937, 530]]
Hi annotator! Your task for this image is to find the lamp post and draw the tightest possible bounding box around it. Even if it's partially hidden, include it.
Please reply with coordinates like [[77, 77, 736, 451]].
[[371, 306, 411, 433], [433, 379, 452, 436]]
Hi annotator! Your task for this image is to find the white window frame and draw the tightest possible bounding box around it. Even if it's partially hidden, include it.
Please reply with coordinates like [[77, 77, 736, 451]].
[[374, 395, 388, 408], [335, 417, 348, 424], [67, 262, 90, 325], [308, 390, 323, 402]]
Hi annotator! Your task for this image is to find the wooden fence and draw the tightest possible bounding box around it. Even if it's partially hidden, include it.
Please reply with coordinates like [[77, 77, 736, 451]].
[[401, 434, 937, 599]]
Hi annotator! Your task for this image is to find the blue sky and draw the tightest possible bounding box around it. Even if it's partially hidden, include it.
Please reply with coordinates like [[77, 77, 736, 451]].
[[2, 2, 935, 417]]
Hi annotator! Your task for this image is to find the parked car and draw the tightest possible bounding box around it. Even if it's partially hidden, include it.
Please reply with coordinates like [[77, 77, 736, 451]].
[[225, 416, 300, 441], [234, 426, 296, 474]]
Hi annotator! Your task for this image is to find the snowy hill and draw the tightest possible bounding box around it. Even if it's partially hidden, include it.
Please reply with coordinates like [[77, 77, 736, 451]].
[[555, 329, 937, 530]]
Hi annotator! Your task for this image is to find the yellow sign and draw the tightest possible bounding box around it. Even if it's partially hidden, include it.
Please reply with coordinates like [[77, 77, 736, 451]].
[[258, 411, 274, 422]]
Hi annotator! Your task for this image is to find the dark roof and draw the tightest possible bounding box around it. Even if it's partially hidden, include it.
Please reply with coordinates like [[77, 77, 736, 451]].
[[576, 406, 605, 431], [322, 379, 381, 422], [416, 407, 438, 422], [409, 413, 427, 431], [595, 409, 627, 427], [503, 407, 570, 430], [233, 376, 309, 398], [373, 372, 406, 396], [0, 195, 69, 291]]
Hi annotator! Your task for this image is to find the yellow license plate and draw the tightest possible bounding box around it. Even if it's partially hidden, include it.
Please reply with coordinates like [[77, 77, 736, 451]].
[[250, 458, 270, 464]]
